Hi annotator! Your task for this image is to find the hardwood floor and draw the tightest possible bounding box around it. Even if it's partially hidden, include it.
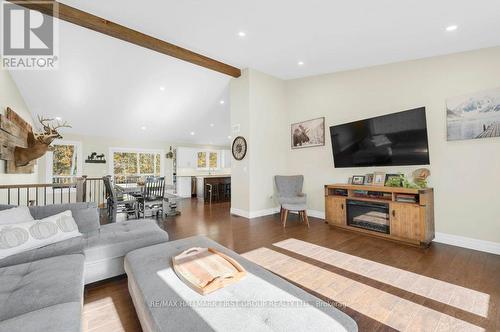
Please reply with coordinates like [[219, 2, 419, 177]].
[[84, 198, 500, 331]]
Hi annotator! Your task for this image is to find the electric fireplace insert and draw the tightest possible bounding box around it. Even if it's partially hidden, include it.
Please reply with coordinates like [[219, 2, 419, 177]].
[[346, 199, 390, 234]]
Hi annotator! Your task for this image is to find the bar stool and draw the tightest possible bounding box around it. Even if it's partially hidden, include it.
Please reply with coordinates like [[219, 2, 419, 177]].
[[212, 184, 221, 202], [217, 183, 225, 201], [224, 183, 231, 201], [205, 183, 213, 204]]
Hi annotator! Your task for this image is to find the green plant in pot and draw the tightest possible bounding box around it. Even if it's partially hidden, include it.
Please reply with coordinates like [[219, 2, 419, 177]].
[[385, 174, 405, 187], [385, 174, 423, 189], [402, 177, 421, 189]]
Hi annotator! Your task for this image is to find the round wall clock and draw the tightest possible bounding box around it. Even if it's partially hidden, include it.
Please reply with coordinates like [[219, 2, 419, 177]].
[[232, 136, 247, 161]]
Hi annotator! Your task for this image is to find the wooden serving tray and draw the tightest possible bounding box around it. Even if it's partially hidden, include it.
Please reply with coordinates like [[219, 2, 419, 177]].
[[172, 247, 246, 295]]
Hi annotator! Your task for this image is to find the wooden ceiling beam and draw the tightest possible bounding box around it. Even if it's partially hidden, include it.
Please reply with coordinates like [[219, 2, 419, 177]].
[[8, 0, 241, 78]]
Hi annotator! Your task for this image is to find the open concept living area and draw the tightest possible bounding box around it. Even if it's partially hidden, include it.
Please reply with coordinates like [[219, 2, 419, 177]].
[[1, 1, 500, 331]]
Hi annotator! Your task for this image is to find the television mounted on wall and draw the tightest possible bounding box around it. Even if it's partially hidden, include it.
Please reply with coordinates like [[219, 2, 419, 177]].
[[329, 107, 430, 168]]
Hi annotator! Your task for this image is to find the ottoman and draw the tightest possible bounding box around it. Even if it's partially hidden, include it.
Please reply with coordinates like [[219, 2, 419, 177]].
[[124, 236, 357, 332]]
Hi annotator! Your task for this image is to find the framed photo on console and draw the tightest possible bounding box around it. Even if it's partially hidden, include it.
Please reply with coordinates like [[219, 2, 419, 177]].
[[352, 175, 365, 185], [364, 173, 374, 185], [373, 172, 386, 186]]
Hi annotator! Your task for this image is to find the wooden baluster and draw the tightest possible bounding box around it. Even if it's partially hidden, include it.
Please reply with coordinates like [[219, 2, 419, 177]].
[[76, 176, 87, 202]]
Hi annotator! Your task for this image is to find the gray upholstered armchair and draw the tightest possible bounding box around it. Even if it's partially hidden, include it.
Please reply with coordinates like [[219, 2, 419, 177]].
[[274, 175, 309, 228]]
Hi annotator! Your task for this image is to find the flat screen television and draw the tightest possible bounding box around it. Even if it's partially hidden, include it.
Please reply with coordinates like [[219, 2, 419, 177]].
[[330, 107, 430, 168]]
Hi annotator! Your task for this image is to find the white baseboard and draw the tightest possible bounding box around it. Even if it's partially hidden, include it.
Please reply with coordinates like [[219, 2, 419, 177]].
[[249, 207, 281, 219], [231, 207, 325, 220], [434, 232, 500, 255], [230, 208, 250, 219], [306, 209, 325, 220], [230, 207, 280, 219]]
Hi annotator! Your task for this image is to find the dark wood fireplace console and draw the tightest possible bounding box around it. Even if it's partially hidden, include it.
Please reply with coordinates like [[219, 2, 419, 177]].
[[325, 184, 434, 247]]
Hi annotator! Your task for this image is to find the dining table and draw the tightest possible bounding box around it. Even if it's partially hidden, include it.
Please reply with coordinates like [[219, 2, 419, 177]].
[[115, 183, 144, 194]]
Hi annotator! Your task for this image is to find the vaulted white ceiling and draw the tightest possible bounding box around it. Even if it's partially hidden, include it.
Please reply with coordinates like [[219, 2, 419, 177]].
[[9, 19, 232, 145], [60, 0, 500, 79], [8, 0, 500, 144]]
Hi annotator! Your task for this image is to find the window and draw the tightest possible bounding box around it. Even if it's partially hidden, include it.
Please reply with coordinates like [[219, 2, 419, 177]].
[[46, 141, 82, 184], [197, 151, 219, 169], [209, 152, 218, 168], [110, 149, 163, 183], [197, 152, 207, 168]]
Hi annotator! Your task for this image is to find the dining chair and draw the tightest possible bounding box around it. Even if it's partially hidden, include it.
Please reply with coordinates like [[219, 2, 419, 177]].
[[103, 175, 138, 222], [137, 176, 166, 218]]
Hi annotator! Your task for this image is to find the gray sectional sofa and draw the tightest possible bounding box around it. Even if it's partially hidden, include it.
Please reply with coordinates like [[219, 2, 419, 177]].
[[0, 203, 169, 332]]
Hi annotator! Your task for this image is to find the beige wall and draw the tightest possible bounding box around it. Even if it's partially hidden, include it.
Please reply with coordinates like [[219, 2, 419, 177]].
[[230, 69, 289, 216], [230, 69, 251, 212], [248, 70, 288, 212], [38, 133, 230, 184], [285, 47, 500, 244], [38, 133, 171, 182], [0, 69, 38, 185], [231, 47, 500, 244]]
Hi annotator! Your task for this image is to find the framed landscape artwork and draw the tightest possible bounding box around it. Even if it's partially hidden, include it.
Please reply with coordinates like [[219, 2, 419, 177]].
[[447, 87, 500, 141], [291, 117, 325, 149]]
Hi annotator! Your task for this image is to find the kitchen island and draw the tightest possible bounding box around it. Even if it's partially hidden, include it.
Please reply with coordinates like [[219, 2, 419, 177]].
[[196, 175, 231, 202]]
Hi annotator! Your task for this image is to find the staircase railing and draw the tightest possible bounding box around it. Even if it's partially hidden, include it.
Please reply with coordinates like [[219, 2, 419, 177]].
[[81, 176, 106, 208], [0, 176, 105, 207]]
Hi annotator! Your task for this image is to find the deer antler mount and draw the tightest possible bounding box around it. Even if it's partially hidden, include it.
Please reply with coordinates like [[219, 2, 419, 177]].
[[0, 108, 72, 173], [14, 115, 72, 167]]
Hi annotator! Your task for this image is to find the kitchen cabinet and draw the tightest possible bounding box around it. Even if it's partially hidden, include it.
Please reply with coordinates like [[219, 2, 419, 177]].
[[176, 176, 193, 198], [223, 149, 231, 168]]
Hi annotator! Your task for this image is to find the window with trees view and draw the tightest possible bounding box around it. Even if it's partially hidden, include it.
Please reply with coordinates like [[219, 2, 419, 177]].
[[209, 152, 218, 168], [197, 151, 219, 169], [47, 142, 81, 184], [197, 152, 206, 168], [112, 150, 162, 183]]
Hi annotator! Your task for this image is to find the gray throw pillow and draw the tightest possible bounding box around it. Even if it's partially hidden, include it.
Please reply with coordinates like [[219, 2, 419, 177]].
[[0, 206, 34, 225]]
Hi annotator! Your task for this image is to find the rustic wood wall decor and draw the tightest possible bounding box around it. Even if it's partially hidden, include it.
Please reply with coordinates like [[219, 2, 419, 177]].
[[0, 108, 71, 174], [0, 108, 34, 174]]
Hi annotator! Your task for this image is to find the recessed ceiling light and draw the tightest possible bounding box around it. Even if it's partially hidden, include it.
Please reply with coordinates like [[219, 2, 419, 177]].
[[220, 100, 225, 105], [210, 123, 215, 127], [227, 135, 232, 139], [159, 86, 165, 91], [446, 25, 458, 32], [237, 31, 246, 37], [298, 61, 305, 66], [141, 126, 147, 130], [190, 131, 195, 136], [55, 116, 62, 121]]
